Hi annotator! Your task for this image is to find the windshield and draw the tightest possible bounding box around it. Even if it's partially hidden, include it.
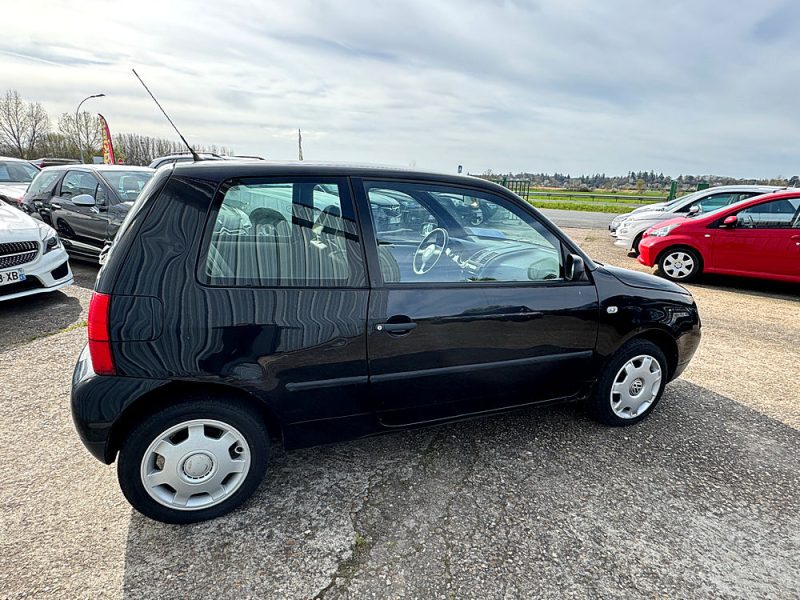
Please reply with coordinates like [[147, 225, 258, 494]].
[[100, 171, 154, 201], [0, 161, 38, 183], [664, 190, 703, 210]]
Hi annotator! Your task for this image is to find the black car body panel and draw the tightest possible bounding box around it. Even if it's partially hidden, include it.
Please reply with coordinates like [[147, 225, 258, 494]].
[[72, 162, 701, 464]]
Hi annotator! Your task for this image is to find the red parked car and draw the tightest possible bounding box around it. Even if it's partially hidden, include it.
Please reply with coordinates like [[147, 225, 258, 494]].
[[638, 190, 800, 283]]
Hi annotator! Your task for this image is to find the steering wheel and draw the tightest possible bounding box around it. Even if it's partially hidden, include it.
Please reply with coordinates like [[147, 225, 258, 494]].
[[413, 228, 449, 275]]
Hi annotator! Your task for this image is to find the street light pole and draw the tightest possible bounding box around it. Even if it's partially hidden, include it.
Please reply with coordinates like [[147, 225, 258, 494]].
[[75, 93, 106, 163]]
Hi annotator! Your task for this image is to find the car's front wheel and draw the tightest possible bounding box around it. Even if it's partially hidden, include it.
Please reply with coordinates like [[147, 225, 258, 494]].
[[588, 339, 668, 426], [118, 399, 269, 524], [657, 247, 701, 281]]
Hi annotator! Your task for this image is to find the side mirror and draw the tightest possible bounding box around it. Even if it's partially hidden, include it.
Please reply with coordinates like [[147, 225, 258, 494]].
[[688, 204, 701, 215], [72, 193, 96, 207], [565, 254, 586, 281], [722, 215, 737, 227]]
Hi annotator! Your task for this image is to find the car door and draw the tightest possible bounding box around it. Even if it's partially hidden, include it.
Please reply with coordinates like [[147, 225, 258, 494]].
[[711, 197, 800, 278], [51, 170, 106, 256], [356, 178, 599, 426]]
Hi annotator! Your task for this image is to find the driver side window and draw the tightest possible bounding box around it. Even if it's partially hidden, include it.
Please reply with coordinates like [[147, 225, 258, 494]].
[[365, 181, 564, 285], [736, 198, 800, 229]]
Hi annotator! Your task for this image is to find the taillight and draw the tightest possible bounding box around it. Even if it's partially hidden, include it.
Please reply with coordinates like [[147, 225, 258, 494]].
[[87, 292, 115, 375]]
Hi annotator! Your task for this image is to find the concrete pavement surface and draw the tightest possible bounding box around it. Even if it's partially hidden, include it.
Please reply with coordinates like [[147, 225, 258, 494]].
[[0, 225, 798, 599], [538, 208, 615, 229]]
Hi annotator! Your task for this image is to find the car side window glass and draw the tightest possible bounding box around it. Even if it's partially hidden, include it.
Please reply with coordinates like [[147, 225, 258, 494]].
[[60, 171, 98, 200], [203, 180, 365, 287], [26, 171, 61, 197], [96, 185, 108, 206], [694, 193, 734, 213], [736, 198, 800, 229], [364, 181, 564, 284]]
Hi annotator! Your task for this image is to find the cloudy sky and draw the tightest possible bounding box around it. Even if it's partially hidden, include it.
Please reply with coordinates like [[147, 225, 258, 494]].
[[2, 0, 798, 177]]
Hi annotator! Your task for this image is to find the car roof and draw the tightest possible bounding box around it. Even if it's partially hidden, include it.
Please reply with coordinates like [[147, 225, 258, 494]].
[[39, 164, 154, 173], [691, 187, 800, 221], [693, 184, 784, 193], [171, 160, 500, 188], [0, 156, 34, 163]]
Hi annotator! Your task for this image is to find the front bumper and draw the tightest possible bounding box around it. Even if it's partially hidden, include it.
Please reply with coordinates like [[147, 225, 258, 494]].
[[0, 245, 73, 302], [613, 231, 635, 250], [637, 237, 664, 267], [673, 325, 701, 380]]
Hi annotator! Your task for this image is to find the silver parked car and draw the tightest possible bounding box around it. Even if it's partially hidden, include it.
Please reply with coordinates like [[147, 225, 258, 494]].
[[613, 185, 782, 254]]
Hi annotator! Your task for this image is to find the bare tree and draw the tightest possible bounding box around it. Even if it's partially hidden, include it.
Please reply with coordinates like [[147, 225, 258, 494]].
[[0, 90, 51, 158], [58, 111, 102, 162]]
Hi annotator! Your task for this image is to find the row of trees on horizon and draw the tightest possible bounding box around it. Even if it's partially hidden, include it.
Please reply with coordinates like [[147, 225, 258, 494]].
[[480, 169, 799, 193], [0, 90, 232, 166]]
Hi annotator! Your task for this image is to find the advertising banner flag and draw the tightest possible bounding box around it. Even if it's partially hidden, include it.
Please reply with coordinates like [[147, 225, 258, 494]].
[[98, 114, 116, 164]]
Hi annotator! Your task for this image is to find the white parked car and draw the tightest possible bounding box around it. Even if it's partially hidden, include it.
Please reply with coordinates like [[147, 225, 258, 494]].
[[0, 201, 73, 302], [613, 185, 782, 254], [0, 156, 40, 208]]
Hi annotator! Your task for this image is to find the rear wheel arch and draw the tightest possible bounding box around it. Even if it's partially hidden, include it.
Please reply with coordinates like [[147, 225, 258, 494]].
[[106, 381, 283, 463]]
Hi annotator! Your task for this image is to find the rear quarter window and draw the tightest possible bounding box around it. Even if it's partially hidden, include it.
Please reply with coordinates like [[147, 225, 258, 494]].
[[201, 179, 365, 288]]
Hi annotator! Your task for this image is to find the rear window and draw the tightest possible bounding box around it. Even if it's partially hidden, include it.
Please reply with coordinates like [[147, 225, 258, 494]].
[[0, 161, 38, 183], [202, 179, 365, 288]]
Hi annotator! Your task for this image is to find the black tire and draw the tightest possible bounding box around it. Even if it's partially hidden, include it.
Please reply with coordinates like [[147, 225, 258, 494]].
[[656, 246, 701, 282], [629, 232, 644, 257], [588, 339, 668, 426], [118, 399, 269, 524]]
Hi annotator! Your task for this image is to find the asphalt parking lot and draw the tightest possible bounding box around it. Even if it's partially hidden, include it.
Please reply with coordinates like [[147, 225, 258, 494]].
[[1, 230, 798, 599]]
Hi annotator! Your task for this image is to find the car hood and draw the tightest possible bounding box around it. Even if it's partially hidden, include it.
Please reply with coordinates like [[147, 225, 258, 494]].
[[630, 201, 666, 214], [650, 215, 691, 230], [599, 264, 690, 295], [0, 182, 28, 200], [0, 202, 40, 238], [626, 209, 674, 222]]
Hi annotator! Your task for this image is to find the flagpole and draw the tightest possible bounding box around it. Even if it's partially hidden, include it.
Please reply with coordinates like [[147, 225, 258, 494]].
[[298, 129, 303, 161]]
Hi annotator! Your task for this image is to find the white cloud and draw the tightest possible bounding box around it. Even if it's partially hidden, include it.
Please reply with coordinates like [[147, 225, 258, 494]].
[[1, 0, 798, 177]]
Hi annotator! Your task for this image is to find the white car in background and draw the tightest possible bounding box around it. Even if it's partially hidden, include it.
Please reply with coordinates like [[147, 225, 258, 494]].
[[613, 185, 782, 254], [0, 156, 40, 208], [0, 201, 73, 302]]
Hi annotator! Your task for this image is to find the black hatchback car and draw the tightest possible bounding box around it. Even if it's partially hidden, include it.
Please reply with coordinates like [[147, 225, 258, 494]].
[[71, 162, 701, 523], [21, 165, 154, 261]]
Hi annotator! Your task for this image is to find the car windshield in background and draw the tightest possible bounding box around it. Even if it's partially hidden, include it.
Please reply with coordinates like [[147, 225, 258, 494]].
[[101, 171, 154, 201], [664, 190, 703, 209], [0, 161, 39, 182]]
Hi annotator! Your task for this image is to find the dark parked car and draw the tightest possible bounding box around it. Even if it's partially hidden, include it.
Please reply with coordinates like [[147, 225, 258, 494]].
[[21, 165, 154, 261], [71, 162, 701, 523]]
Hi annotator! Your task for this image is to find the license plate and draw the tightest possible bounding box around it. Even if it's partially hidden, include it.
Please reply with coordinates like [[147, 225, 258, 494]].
[[0, 269, 26, 286]]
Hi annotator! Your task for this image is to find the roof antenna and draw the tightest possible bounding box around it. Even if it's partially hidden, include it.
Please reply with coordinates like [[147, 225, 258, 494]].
[[131, 68, 201, 161]]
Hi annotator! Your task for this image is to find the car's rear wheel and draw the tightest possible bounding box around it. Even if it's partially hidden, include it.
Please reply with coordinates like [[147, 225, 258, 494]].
[[588, 339, 668, 426], [657, 247, 701, 281], [118, 399, 269, 524]]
